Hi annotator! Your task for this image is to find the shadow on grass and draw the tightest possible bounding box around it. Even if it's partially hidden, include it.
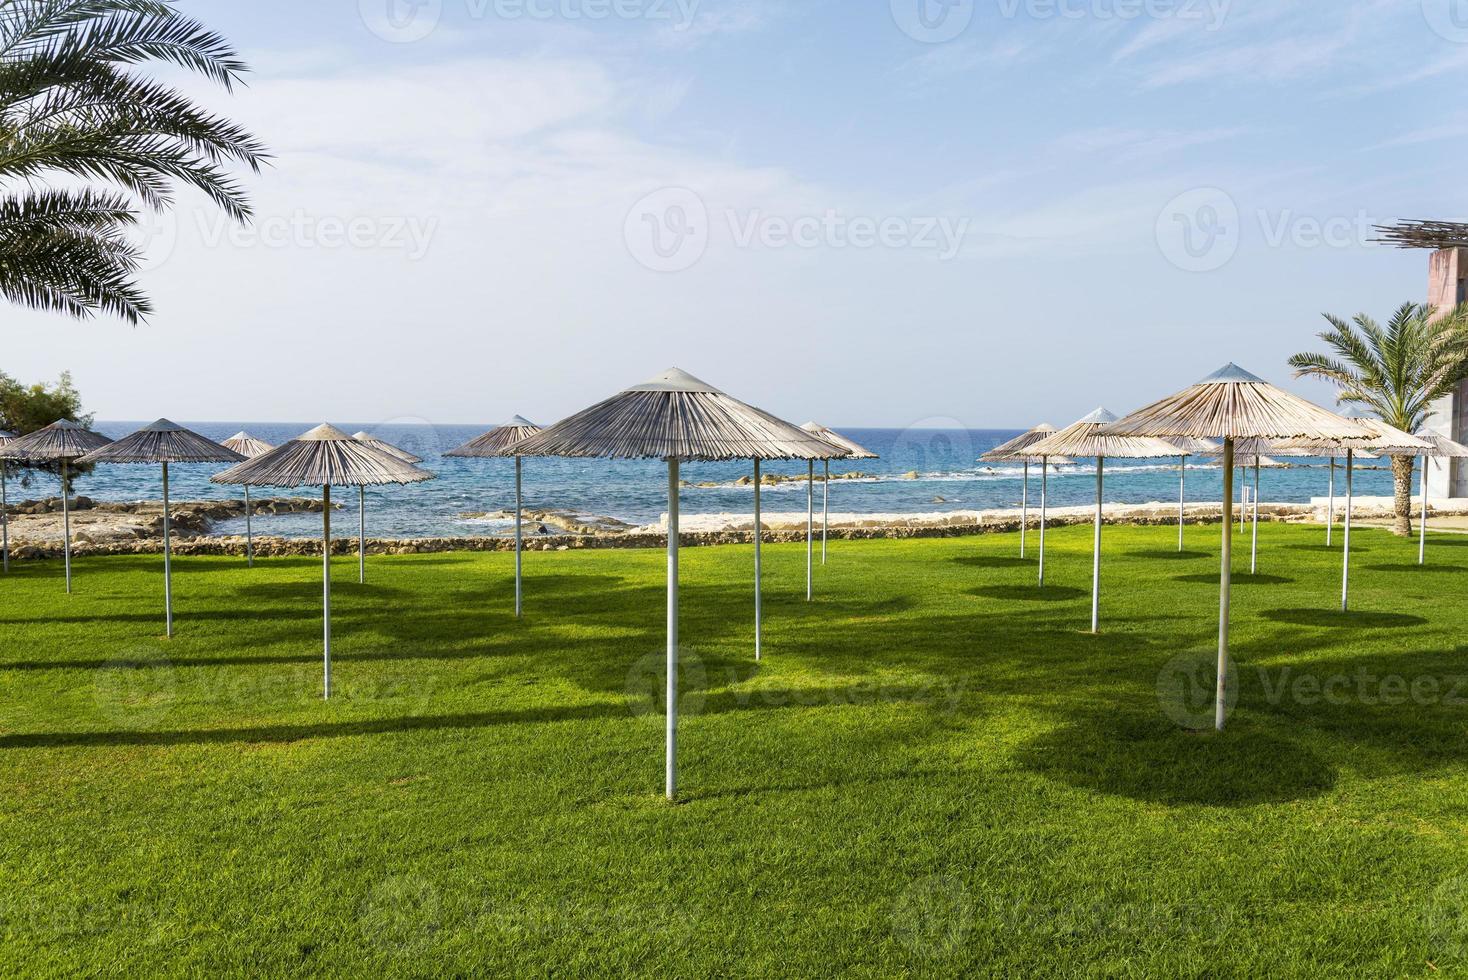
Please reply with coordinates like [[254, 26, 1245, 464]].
[[1363, 563, 1467, 574], [1259, 608, 1428, 629], [1174, 573, 1294, 586], [1016, 712, 1336, 806], [1127, 550, 1209, 561], [967, 585, 1084, 603]]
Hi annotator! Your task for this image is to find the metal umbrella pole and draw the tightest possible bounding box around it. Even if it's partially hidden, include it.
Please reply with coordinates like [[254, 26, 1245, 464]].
[[244, 486, 255, 567], [323, 484, 332, 699], [806, 460, 813, 602], [357, 486, 366, 584], [1177, 455, 1186, 552], [61, 458, 72, 594], [753, 459, 762, 660], [162, 461, 173, 637], [1341, 449, 1354, 612], [1038, 458, 1048, 587], [1420, 454, 1430, 566], [1326, 457, 1335, 546], [1090, 456, 1103, 634], [1250, 458, 1260, 575], [666, 457, 680, 801], [1217, 438, 1234, 731], [514, 456, 524, 617], [1021, 460, 1029, 558], [1238, 467, 1247, 533]]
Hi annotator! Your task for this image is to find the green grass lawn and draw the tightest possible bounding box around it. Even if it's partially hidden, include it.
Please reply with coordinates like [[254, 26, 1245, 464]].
[[3, 521, 1468, 976]]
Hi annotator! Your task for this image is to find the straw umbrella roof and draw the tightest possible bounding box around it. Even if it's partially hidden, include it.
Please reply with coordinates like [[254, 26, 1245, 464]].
[[1167, 436, 1220, 455], [1275, 417, 1433, 456], [1205, 454, 1290, 469], [212, 424, 434, 488], [1, 419, 112, 461], [801, 422, 878, 460], [444, 416, 544, 458], [981, 424, 1056, 461], [80, 419, 243, 465], [1421, 430, 1468, 459], [222, 431, 275, 459], [1103, 364, 1371, 441], [511, 368, 847, 461], [1027, 408, 1181, 459], [352, 431, 423, 464]]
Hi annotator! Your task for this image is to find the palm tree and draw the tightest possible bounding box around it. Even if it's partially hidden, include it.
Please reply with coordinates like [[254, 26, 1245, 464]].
[[0, 0, 268, 323], [1289, 302, 1468, 536]]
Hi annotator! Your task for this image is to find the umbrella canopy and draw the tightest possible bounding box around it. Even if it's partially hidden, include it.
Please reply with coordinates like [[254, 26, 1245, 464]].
[[1027, 408, 1182, 460], [1103, 364, 1372, 732], [513, 368, 845, 462], [213, 424, 432, 488], [222, 431, 275, 459], [1167, 436, 1220, 455], [981, 424, 1059, 462], [444, 416, 544, 458], [1204, 454, 1290, 469], [1, 420, 113, 594], [212, 424, 434, 700], [81, 421, 243, 637], [2, 419, 112, 461], [81, 419, 243, 465], [513, 368, 842, 801], [352, 431, 423, 464], [979, 425, 1072, 564], [800, 422, 878, 460]]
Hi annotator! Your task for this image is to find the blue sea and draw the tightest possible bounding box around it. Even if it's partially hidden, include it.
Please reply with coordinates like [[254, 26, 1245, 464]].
[[28, 423, 1397, 539]]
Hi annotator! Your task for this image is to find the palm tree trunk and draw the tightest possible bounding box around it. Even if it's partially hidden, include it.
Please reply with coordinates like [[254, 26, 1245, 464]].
[[1391, 455, 1415, 537]]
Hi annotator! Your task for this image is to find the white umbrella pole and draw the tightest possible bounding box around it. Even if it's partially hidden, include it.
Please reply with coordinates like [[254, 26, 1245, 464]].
[[1, 461, 8, 573], [323, 484, 332, 699], [515, 456, 524, 618], [1038, 459, 1048, 587], [1420, 455, 1429, 566], [1217, 438, 1234, 731], [1091, 457, 1103, 634], [806, 460, 813, 602], [61, 458, 71, 594], [754, 459, 762, 660], [821, 460, 829, 565], [1250, 459, 1259, 575], [1238, 467, 1246, 533], [1342, 449, 1353, 612], [1327, 457, 1335, 546], [666, 457, 680, 801], [1021, 460, 1029, 558], [357, 486, 366, 584], [162, 461, 173, 638], [1178, 455, 1186, 552], [244, 485, 254, 568]]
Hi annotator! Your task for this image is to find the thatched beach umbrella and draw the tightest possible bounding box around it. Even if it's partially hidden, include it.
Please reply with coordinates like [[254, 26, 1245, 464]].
[[1417, 431, 1468, 565], [2, 420, 113, 592], [350, 432, 422, 584], [221, 432, 275, 567], [1165, 437, 1218, 551], [445, 416, 544, 617], [510, 368, 842, 800], [800, 423, 878, 575], [1028, 408, 1179, 634], [982, 424, 1058, 559], [1203, 438, 1311, 574], [212, 424, 434, 698], [1103, 364, 1370, 730], [1277, 418, 1429, 612], [81, 420, 243, 637], [0, 430, 12, 572]]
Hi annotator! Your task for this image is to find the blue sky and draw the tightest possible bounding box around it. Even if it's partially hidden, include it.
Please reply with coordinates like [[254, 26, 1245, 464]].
[[7, 0, 1467, 428]]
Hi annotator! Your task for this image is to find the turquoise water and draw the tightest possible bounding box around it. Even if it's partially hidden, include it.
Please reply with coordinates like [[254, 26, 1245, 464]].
[[13, 422, 1397, 539]]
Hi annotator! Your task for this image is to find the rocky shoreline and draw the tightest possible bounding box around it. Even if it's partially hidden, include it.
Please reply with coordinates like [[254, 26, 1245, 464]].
[[0, 495, 1460, 560]]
